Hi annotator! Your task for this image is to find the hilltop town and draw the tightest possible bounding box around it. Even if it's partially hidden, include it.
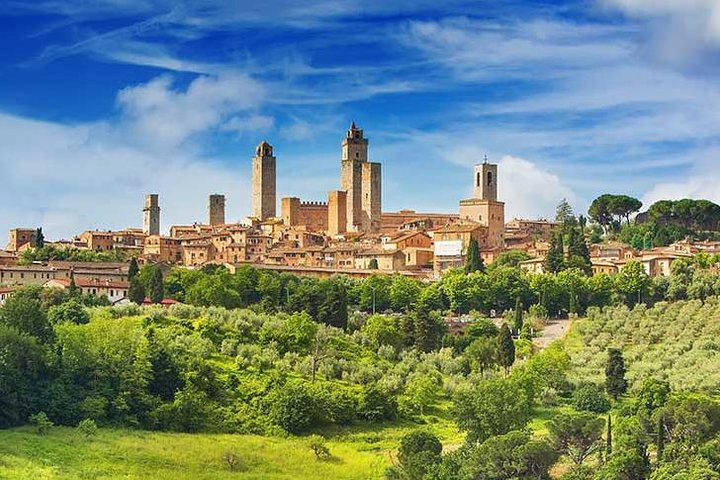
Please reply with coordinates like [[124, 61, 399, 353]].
[[2, 122, 718, 305]]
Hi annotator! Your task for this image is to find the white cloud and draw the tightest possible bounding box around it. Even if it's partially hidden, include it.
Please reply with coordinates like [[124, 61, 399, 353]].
[[221, 114, 275, 135], [0, 72, 269, 239], [641, 155, 720, 207], [115, 72, 265, 151], [498, 155, 578, 220]]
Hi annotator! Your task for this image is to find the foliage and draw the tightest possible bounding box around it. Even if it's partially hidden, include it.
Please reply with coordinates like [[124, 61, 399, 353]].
[[390, 431, 442, 480], [547, 411, 604, 464], [29, 411, 53, 435], [496, 323, 515, 376], [76, 418, 98, 437], [606, 347, 628, 400], [308, 434, 331, 460], [572, 383, 611, 413], [464, 237, 485, 274], [451, 378, 531, 444]]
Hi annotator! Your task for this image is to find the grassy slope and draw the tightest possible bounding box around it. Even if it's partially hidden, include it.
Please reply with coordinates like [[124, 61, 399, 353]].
[[0, 411, 463, 480]]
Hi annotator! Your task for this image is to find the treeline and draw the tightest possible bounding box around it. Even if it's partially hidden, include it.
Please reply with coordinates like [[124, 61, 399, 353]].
[[19, 245, 129, 264], [585, 195, 720, 249], [160, 256, 685, 320]]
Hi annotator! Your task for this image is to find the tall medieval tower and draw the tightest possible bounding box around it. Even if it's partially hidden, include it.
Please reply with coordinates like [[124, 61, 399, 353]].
[[340, 122, 381, 233], [208, 194, 226, 226], [459, 157, 504, 249], [143, 194, 160, 236], [252, 141, 276, 220]]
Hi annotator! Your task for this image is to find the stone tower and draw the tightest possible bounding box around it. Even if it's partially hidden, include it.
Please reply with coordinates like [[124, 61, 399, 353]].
[[459, 157, 504, 250], [339, 122, 381, 233], [473, 157, 498, 201], [252, 141, 276, 220], [143, 194, 160, 236], [208, 194, 226, 226]]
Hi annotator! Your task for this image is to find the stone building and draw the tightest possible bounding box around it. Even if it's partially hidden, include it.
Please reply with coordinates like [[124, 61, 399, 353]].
[[458, 159, 505, 250], [281, 198, 329, 231], [143, 194, 160, 236], [340, 122, 381, 233], [6, 228, 37, 252], [252, 141, 277, 220], [209, 194, 226, 226]]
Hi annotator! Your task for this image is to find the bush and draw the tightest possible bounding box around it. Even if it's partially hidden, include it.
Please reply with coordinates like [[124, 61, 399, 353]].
[[572, 383, 611, 413], [266, 381, 319, 433], [561, 464, 595, 480], [307, 434, 331, 460], [396, 431, 442, 479], [76, 418, 98, 437], [29, 411, 53, 435], [222, 450, 243, 471]]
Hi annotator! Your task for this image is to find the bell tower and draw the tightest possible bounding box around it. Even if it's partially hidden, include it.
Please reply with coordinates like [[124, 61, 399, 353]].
[[473, 156, 498, 201]]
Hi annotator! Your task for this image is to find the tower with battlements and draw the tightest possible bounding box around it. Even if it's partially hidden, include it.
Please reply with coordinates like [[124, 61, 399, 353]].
[[339, 122, 381, 233], [252, 141, 276, 220], [143, 194, 160, 236]]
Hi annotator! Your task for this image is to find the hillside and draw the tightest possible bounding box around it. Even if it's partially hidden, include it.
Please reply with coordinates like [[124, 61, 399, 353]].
[[569, 299, 720, 391]]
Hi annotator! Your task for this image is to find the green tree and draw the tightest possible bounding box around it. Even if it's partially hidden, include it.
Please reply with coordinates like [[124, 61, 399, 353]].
[[464, 236, 485, 274], [465, 336, 497, 376], [513, 297, 524, 335], [545, 230, 565, 274], [496, 323, 515, 377], [451, 378, 531, 444], [459, 430, 558, 479], [389, 275, 422, 312], [605, 348, 628, 400], [47, 300, 89, 325], [548, 411, 604, 465], [392, 431, 443, 480], [35, 228, 45, 249], [0, 289, 53, 342], [488, 249, 532, 270], [573, 382, 611, 413], [615, 260, 650, 306], [128, 257, 140, 280], [148, 266, 164, 304], [556, 198, 576, 224], [128, 276, 145, 305], [0, 325, 45, 427]]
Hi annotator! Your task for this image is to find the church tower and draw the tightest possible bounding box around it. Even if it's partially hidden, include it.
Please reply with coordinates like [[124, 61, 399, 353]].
[[143, 194, 160, 236], [252, 141, 276, 220], [459, 157, 504, 250], [473, 157, 498, 201], [339, 122, 381, 233]]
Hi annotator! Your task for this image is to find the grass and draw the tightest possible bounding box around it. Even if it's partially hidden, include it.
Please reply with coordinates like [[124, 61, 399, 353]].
[[0, 410, 463, 480]]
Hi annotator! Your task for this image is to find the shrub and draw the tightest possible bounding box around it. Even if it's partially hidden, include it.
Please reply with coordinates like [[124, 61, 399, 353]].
[[561, 464, 595, 480], [307, 434, 331, 460], [572, 383, 611, 413], [76, 418, 98, 438], [29, 411, 53, 435], [222, 450, 243, 471]]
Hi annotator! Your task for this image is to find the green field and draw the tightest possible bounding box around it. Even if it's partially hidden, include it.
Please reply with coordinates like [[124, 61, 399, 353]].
[[0, 415, 464, 480]]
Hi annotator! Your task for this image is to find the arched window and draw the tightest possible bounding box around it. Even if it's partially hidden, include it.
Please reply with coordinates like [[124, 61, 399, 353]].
[[476, 172, 481, 187], [487, 171, 493, 186]]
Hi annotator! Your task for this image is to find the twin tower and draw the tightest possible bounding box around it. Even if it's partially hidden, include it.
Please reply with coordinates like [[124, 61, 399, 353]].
[[252, 122, 382, 234]]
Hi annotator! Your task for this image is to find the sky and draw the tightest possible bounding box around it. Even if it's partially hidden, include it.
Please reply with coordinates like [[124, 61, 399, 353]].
[[2, 0, 720, 239]]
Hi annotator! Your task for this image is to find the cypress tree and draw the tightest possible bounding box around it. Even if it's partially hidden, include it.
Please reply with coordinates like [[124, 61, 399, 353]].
[[513, 297, 523, 336], [128, 257, 139, 280], [605, 348, 628, 400], [496, 323, 515, 377], [606, 414, 612, 459], [657, 414, 665, 464], [129, 276, 145, 305], [35, 228, 45, 249], [465, 237, 485, 273], [568, 226, 592, 276], [544, 230, 565, 273], [148, 267, 164, 304], [68, 271, 79, 297]]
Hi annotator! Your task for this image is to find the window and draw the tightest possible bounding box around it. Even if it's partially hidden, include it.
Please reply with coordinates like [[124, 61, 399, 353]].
[[476, 172, 481, 187], [487, 171, 493, 186]]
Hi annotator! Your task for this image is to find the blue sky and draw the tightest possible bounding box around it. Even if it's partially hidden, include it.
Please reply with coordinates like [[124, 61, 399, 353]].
[[2, 0, 720, 238]]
